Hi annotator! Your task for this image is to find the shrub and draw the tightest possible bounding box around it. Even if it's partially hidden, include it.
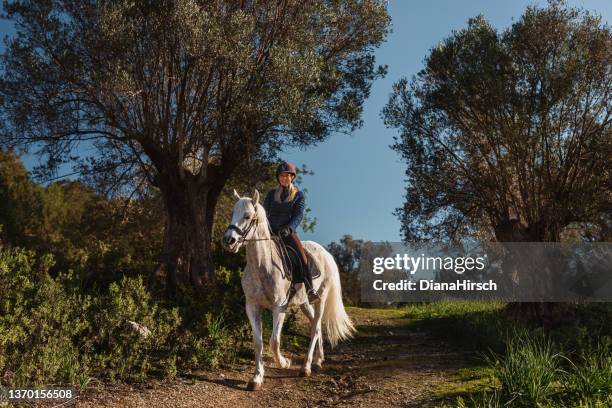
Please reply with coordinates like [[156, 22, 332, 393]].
[[0, 246, 244, 387], [0, 248, 92, 386], [91, 275, 182, 382]]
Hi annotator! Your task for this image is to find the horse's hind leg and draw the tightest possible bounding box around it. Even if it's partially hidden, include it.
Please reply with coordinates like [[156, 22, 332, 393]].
[[270, 306, 291, 369], [315, 324, 325, 368], [300, 300, 323, 377], [300, 303, 324, 370], [246, 302, 264, 390]]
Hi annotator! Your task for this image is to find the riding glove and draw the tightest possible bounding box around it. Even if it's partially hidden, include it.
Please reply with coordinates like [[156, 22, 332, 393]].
[[279, 226, 292, 238]]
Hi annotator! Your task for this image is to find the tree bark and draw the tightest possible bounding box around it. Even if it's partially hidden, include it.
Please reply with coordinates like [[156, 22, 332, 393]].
[[157, 173, 216, 298], [494, 218, 571, 326]]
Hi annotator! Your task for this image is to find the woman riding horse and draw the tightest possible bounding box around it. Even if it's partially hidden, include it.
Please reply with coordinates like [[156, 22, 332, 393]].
[[263, 161, 320, 304], [223, 180, 355, 388]]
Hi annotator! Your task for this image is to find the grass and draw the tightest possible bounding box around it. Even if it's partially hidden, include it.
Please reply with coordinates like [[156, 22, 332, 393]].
[[485, 330, 562, 406], [398, 301, 612, 408], [562, 341, 612, 402], [433, 367, 497, 400]]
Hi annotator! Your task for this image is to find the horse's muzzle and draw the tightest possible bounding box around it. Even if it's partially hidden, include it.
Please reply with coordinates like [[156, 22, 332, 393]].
[[223, 229, 237, 246]]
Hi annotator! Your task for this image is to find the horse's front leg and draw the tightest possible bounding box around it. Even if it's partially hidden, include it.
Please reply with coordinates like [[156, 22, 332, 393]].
[[246, 302, 264, 390], [300, 301, 323, 377], [270, 306, 291, 369]]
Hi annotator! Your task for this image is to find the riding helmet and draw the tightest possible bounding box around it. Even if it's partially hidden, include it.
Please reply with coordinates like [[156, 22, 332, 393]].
[[276, 161, 297, 179]]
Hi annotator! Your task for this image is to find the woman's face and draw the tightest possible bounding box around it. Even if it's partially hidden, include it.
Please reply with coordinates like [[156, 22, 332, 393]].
[[278, 172, 292, 187]]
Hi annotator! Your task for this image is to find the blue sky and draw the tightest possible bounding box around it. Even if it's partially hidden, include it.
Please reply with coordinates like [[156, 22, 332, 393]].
[[1, 1, 610, 246], [283, 0, 611, 245]]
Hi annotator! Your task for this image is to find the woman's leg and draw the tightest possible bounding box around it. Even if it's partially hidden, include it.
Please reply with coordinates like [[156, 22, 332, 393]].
[[283, 232, 319, 302], [283, 232, 308, 267]]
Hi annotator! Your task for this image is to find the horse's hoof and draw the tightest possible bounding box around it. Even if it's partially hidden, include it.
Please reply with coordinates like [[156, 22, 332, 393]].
[[299, 367, 311, 377], [279, 358, 292, 369], [247, 381, 262, 391], [312, 363, 323, 372]]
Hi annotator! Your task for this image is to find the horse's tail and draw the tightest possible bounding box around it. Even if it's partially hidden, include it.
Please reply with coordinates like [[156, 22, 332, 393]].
[[322, 252, 356, 347]]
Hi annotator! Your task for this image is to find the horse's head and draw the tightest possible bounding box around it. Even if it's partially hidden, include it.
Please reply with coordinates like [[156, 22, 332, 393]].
[[223, 189, 261, 253]]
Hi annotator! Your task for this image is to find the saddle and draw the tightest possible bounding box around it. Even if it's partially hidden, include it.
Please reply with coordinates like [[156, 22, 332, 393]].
[[275, 237, 321, 284]]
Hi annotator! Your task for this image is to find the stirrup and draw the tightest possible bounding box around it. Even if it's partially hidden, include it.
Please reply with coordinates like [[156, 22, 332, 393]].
[[307, 289, 320, 304], [280, 286, 297, 311]]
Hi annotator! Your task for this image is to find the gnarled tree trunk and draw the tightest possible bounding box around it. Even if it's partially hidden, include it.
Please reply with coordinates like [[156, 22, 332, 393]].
[[495, 218, 571, 326], [156, 171, 226, 299]]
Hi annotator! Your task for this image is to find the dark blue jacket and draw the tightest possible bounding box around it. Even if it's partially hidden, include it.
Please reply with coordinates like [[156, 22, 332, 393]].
[[263, 188, 305, 234]]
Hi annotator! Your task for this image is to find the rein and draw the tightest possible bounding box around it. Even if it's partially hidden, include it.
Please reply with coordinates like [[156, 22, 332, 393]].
[[229, 212, 291, 277], [227, 216, 260, 244], [227, 215, 279, 243], [227, 205, 295, 306]]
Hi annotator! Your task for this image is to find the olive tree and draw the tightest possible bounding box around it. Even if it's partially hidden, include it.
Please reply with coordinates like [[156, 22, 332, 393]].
[[0, 0, 389, 294], [384, 1, 610, 322], [384, 1, 610, 244]]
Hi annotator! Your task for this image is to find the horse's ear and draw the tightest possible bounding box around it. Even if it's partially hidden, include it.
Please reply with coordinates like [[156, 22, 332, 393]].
[[233, 189, 241, 200], [252, 189, 260, 205]]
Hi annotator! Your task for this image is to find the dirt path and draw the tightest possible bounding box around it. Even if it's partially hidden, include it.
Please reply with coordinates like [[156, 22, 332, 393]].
[[74, 307, 471, 408]]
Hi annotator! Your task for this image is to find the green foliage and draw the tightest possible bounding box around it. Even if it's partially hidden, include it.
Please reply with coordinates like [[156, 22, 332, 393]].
[[327, 235, 380, 306], [550, 303, 612, 354], [0, 150, 45, 245], [0, 150, 164, 287], [0, 246, 245, 386], [452, 391, 502, 408], [409, 302, 612, 407], [176, 316, 235, 370], [384, 0, 611, 242], [0, 247, 91, 387], [404, 301, 510, 352], [562, 341, 612, 402], [485, 331, 561, 406], [452, 336, 612, 407], [0, 100, 249, 390], [91, 276, 181, 382]]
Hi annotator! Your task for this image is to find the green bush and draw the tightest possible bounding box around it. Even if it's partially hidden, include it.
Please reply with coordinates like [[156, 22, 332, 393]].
[[91, 275, 182, 382], [0, 152, 249, 386], [0, 246, 245, 387], [176, 310, 239, 370], [404, 301, 511, 353], [0, 247, 92, 387]]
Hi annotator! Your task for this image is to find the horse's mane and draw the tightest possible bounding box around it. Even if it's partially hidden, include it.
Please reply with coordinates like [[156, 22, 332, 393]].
[[252, 199, 272, 237]]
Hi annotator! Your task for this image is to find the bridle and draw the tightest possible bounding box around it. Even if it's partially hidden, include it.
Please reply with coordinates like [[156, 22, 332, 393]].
[[227, 215, 259, 244], [227, 209, 278, 244], [226, 203, 291, 283]]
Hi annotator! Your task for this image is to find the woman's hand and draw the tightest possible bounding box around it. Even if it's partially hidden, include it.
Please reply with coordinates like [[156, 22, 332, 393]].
[[279, 226, 292, 238]]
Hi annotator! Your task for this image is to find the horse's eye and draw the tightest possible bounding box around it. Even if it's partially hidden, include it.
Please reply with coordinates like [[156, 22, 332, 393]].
[[245, 214, 251, 220]]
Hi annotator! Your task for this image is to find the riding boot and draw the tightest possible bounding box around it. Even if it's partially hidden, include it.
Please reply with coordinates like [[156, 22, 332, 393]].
[[297, 244, 319, 304], [303, 265, 320, 304], [285, 231, 320, 304]]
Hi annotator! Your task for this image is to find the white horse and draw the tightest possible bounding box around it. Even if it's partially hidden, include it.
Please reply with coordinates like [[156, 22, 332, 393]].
[[223, 189, 355, 391]]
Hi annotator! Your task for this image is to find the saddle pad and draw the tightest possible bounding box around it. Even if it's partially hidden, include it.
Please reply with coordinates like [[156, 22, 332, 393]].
[[283, 245, 321, 284]]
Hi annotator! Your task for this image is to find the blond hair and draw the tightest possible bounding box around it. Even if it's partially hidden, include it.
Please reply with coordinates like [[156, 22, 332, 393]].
[[274, 183, 298, 203]]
